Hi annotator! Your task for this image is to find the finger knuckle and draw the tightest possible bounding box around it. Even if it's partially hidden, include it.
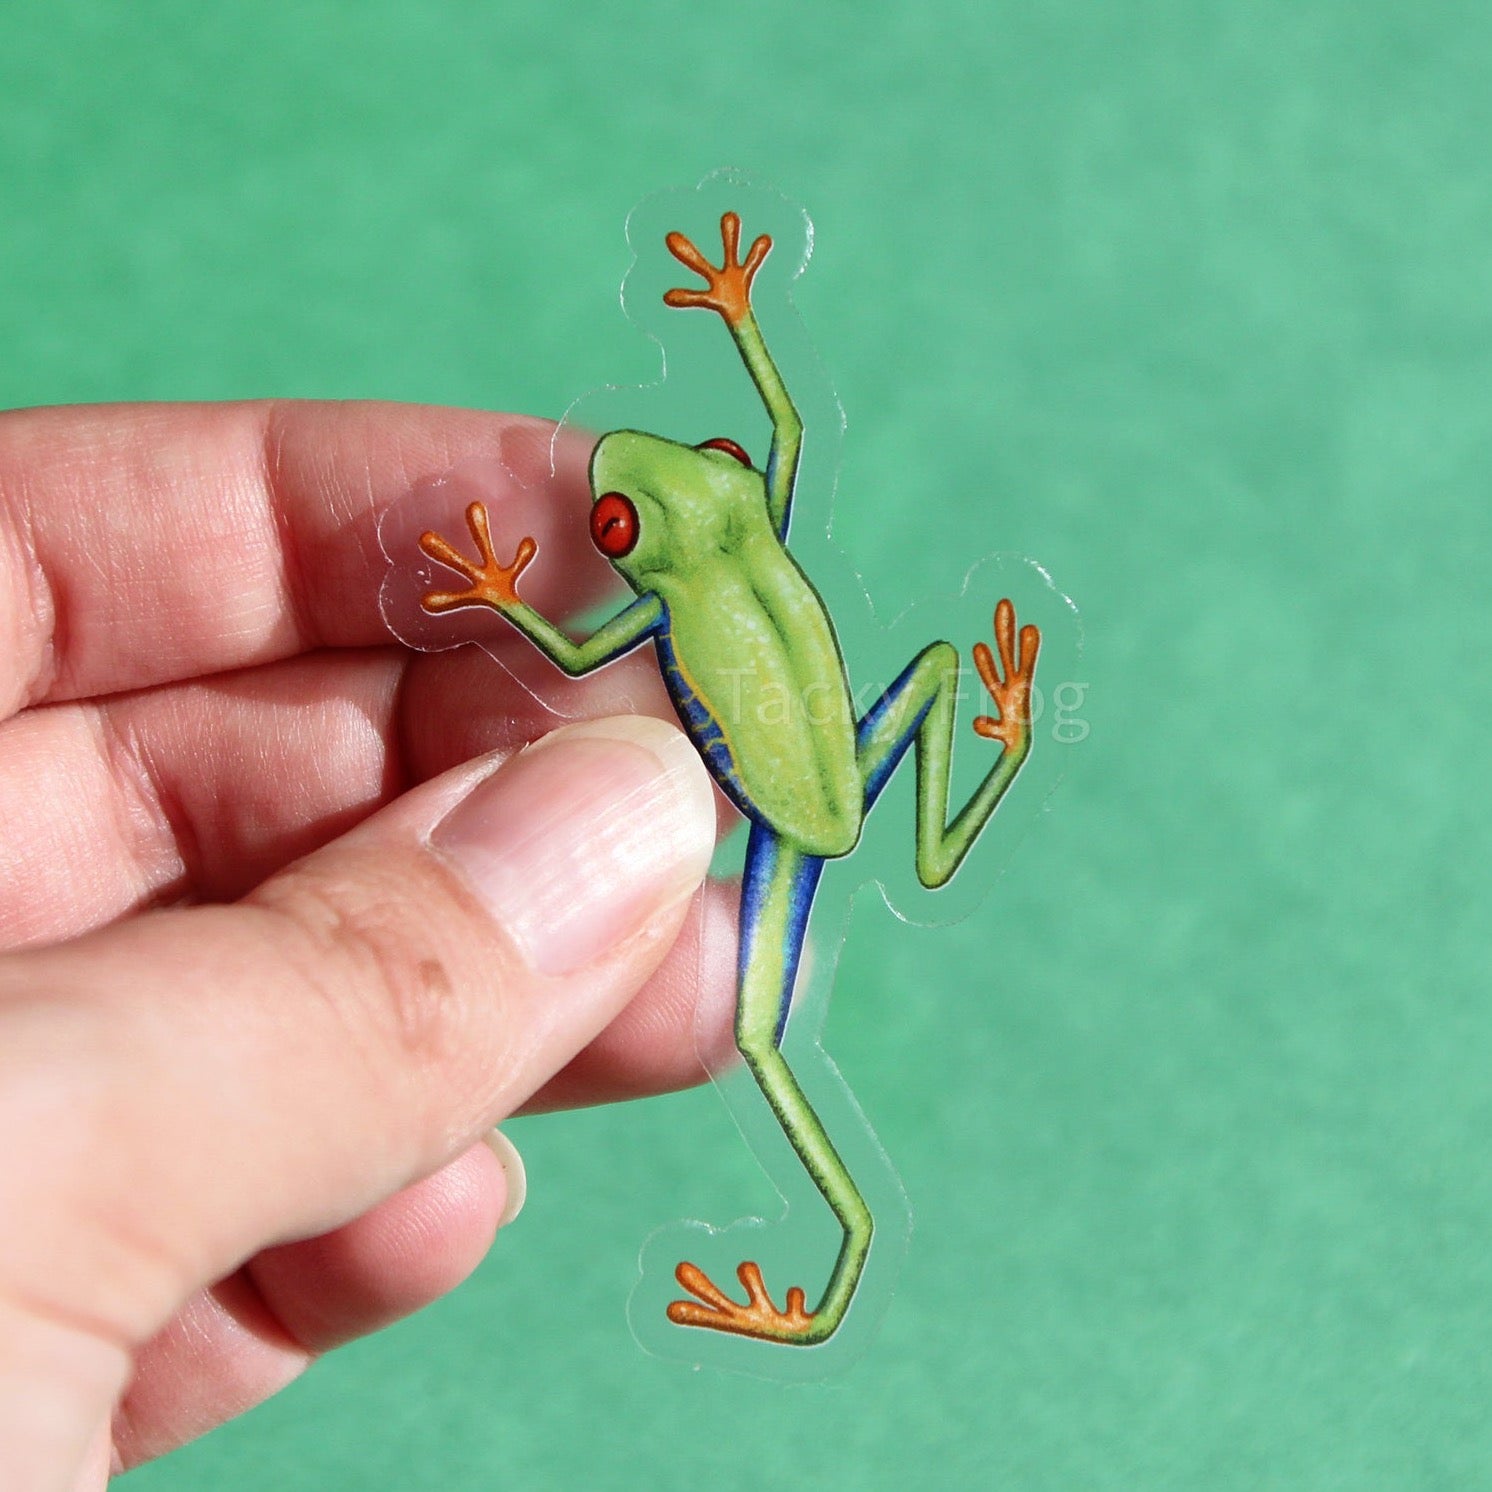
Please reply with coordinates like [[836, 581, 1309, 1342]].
[[255, 862, 487, 1083], [0, 1051, 200, 1349]]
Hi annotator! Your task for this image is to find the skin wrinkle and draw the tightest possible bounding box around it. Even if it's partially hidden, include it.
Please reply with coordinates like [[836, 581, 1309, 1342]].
[[0, 1276, 138, 1367], [260, 400, 320, 658], [388, 643, 426, 828], [311, 652, 409, 848], [159, 416, 301, 667], [0, 418, 58, 713], [1, 994, 281, 1348], [41, 415, 145, 702], [254, 876, 451, 1099], [170, 653, 405, 897], [242, 854, 509, 1152], [12, 466, 64, 714], [0, 709, 122, 948], [0, 1287, 133, 1480], [0, 464, 49, 718], [85, 698, 195, 910], [197, 650, 405, 890], [0, 1093, 215, 1358], [239, 887, 431, 1149]]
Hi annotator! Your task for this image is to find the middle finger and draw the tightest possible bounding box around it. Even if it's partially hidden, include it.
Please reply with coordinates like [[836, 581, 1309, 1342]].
[[0, 641, 734, 951]]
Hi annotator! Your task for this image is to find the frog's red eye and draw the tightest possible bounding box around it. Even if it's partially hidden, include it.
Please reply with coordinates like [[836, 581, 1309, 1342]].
[[591, 491, 639, 558], [696, 436, 752, 467]]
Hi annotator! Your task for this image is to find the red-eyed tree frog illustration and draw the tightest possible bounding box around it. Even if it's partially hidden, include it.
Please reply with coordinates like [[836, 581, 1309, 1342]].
[[414, 213, 1040, 1346]]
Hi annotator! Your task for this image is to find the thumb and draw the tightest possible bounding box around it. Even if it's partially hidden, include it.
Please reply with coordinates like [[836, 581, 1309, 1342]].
[[0, 714, 716, 1488]]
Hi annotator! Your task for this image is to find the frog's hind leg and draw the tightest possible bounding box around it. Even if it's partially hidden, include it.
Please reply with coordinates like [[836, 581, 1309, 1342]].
[[666, 824, 871, 1346], [856, 599, 1039, 888]]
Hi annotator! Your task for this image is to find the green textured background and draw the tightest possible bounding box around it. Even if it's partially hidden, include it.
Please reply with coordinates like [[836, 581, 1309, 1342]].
[[4, 1, 1491, 1486]]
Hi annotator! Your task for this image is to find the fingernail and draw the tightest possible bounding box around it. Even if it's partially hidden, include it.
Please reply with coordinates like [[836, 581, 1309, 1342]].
[[485, 1128, 527, 1227], [431, 716, 715, 976]]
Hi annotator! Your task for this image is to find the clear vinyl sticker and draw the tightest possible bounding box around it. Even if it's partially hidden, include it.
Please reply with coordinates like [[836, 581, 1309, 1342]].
[[378, 170, 1081, 1379]]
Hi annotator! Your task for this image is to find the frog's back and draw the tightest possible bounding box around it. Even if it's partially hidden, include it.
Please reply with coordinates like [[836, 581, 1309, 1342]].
[[656, 536, 862, 859]]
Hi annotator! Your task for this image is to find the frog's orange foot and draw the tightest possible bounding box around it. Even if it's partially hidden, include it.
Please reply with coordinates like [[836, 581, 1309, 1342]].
[[972, 597, 1040, 753], [419, 501, 536, 613], [666, 1260, 816, 1342], [663, 212, 771, 327]]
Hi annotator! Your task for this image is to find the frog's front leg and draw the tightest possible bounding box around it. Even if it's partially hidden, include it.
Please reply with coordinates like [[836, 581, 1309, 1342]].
[[858, 598, 1041, 886], [667, 824, 872, 1345], [419, 501, 663, 675], [663, 212, 804, 538]]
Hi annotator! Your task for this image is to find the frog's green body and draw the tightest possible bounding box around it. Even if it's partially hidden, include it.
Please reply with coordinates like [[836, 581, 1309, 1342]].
[[419, 214, 1039, 1345], [594, 430, 862, 858]]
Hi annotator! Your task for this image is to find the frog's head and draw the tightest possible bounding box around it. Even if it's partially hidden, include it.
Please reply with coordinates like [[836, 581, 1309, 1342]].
[[587, 428, 766, 589]]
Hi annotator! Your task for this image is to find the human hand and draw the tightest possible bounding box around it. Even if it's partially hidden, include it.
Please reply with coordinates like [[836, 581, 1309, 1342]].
[[0, 402, 734, 1487]]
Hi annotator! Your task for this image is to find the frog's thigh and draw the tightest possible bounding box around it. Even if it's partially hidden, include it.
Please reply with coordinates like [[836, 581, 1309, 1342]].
[[854, 642, 959, 810]]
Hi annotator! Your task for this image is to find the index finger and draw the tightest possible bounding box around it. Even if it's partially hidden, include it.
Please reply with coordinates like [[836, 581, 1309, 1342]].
[[0, 401, 602, 719]]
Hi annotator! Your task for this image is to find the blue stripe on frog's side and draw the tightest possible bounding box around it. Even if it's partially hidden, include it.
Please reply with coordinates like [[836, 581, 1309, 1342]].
[[738, 823, 826, 1045], [653, 607, 756, 820], [855, 653, 939, 808]]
